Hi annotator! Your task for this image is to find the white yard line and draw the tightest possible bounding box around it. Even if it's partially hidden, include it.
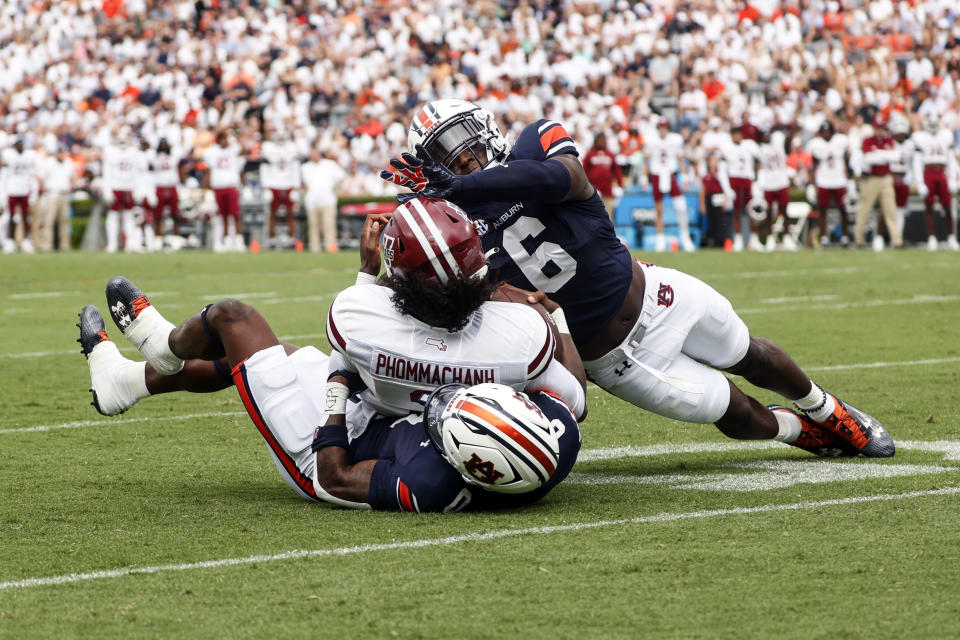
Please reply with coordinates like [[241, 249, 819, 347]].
[[736, 294, 960, 315], [0, 411, 245, 435], [1, 486, 956, 591]]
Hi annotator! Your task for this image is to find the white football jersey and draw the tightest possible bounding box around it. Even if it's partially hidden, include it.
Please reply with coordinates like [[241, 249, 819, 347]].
[[261, 141, 301, 190], [807, 134, 849, 188], [910, 129, 953, 166], [890, 139, 912, 176], [203, 144, 244, 189], [1, 148, 38, 196], [757, 132, 790, 191], [645, 132, 684, 175], [326, 285, 558, 417], [150, 150, 182, 187], [722, 139, 759, 180], [102, 145, 144, 192]]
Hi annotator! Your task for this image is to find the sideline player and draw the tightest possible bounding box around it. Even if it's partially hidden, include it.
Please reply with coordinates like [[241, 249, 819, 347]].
[[260, 130, 301, 249], [1, 137, 39, 253], [202, 130, 246, 252], [855, 116, 902, 249], [149, 138, 187, 246], [643, 118, 695, 251], [806, 122, 851, 248], [382, 99, 894, 459], [911, 115, 958, 250], [721, 124, 761, 251], [757, 128, 796, 251]]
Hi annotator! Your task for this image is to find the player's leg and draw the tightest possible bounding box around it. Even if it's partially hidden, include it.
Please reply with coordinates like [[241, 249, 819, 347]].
[[672, 187, 695, 251], [78, 304, 234, 416], [879, 177, 901, 248], [652, 181, 666, 251], [855, 178, 876, 246]]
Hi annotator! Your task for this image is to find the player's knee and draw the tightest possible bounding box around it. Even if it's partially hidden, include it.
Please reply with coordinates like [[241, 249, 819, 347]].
[[726, 336, 778, 377], [207, 298, 258, 328]]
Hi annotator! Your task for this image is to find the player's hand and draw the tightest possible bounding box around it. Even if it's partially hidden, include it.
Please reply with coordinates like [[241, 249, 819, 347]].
[[381, 145, 460, 201], [103, 190, 114, 205], [917, 183, 929, 198], [360, 213, 391, 276]]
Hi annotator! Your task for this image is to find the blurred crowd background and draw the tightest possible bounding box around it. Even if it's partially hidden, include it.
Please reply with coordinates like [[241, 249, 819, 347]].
[[1, 0, 959, 252]]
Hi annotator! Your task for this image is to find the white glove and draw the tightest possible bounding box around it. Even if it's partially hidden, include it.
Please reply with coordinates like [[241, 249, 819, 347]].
[[103, 189, 115, 205], [639, 173, 650, 191], [265, 189, 273, 203], [146, 190, 158, 208], [917, 181, 929, 198]]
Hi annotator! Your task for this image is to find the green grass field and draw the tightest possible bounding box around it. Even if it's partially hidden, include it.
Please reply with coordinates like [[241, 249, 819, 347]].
[[1, 248, 959, 639]]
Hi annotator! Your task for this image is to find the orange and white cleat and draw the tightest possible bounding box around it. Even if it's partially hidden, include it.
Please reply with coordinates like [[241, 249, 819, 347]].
[[797, 388, 895, 458], [768, 405, 858, 458]]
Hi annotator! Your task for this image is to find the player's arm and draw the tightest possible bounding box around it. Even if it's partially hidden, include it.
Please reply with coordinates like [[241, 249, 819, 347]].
[[451, 153, 593, 203], [311, 369, 377, 507]]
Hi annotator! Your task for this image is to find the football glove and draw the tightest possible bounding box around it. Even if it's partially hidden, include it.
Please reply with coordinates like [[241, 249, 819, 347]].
[[381, 144, 460, 201]]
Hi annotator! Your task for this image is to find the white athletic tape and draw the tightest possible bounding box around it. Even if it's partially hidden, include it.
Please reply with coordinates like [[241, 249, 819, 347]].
[[2, 487, 956, 591]]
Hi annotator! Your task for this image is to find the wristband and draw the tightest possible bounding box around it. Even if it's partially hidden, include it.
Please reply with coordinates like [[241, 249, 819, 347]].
[[311, 425, 349, 452], [550, 307, 570, 335], [323, 381, 350, 417], [355, 271, 377, 286]]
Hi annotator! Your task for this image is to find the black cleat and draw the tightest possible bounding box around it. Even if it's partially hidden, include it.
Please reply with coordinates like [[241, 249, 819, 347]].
[[105, 276, 151, 334], [77, 305, 110, 358]]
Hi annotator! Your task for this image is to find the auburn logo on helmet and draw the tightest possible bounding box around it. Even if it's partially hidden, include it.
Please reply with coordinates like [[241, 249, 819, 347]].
[[463, 453, 505, 484]]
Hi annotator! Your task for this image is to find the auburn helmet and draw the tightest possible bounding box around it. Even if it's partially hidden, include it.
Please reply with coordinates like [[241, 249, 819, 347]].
[[407, 99, 509, 170], [380, 197, 488, 284], [425, 383, 562, 494]]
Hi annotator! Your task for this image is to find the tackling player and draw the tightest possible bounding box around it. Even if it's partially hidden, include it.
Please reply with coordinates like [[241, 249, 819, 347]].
[[382, 99, 894, 460]]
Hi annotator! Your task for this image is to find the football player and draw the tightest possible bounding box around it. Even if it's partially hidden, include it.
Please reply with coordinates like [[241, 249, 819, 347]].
[[259, 129, 302, 249], [149, 138, 187, 245], [854, 116, 902, 249], [202, 130, 246, 252], [910, 114, 958, 250], [77, 200, 584, 511], [806, 121, 852, 248], [381, 99, 895, 459], [757, 128, 796, 251], [642, 118, 695, 252], [721, 123, 762, 251]]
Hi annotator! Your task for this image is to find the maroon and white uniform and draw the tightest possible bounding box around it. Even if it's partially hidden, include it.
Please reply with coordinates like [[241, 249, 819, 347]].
[[150, 149, 182, 219], [911, 129, 956, 210], [261, 140, 300, 209], [203, 144, 244, 218], [807, 133, 849, 212], [644, 131, 684, 201], [1, 147, 37, 215], [890, 138, 912, 208], [102, 144, 142, 211], [721, 138, 759, 210], [758, 131, 791, 212], [325, 284, 583, 421]]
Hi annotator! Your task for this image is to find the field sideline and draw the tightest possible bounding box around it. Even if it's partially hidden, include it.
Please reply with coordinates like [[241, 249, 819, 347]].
[[1, 249, 959, 639]]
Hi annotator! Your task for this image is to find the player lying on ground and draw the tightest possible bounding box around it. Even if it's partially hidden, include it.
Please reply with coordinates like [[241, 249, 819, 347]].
[[382, 99, 894, 459], [78, 289, 580, 513]]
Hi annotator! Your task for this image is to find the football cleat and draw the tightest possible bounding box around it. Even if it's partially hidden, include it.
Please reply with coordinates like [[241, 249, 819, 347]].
[[106, 276, 184, 375], [797, 387, 895, 458], [78, 305, 144, 416], [768, 405, 858, 458]]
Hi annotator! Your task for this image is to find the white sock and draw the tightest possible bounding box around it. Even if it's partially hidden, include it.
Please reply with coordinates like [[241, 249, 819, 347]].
[[105, 211, 120, 249], [226, 217, 237, 238], [123, 306, 184, 375], [773, 409, 802, 443], [144, 225, 157, 252], [794, 382, 836, 422], [673, 196, 689, 235], [0, 211, 9, 242]]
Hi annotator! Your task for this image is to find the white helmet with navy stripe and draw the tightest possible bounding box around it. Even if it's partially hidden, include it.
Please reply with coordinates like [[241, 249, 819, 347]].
[[408, 99, 510, 170], [424, 383, 561, 494]]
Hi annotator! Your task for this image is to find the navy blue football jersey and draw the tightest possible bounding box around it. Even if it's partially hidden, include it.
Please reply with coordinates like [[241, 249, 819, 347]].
[[454, 120, 634, 348], [354, 391, 581, 512]]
